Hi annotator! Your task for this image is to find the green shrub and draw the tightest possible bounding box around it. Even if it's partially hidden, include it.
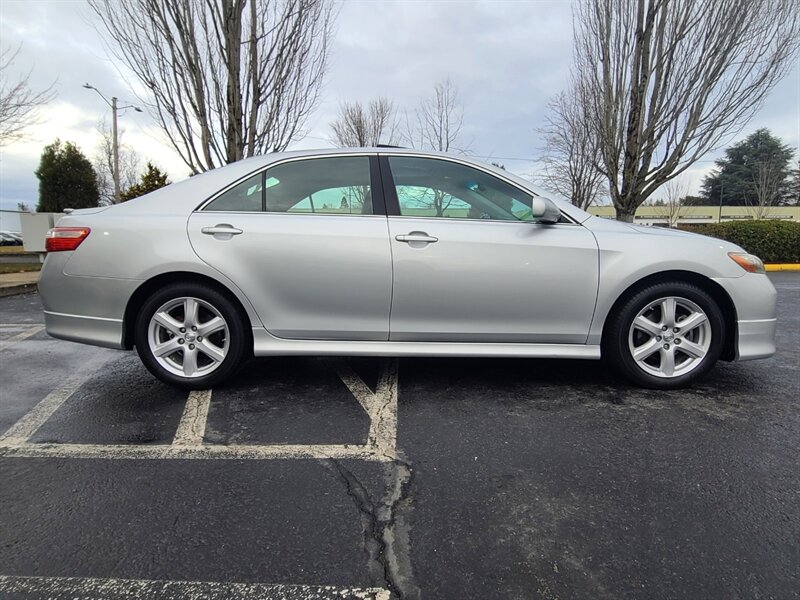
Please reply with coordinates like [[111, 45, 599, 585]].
[[679, 220, 800, 263]]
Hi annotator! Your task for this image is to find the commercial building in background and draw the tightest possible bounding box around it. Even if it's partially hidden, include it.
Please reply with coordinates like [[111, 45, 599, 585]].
[[0, 210, 24, 232], [587, 205, 800, 226]]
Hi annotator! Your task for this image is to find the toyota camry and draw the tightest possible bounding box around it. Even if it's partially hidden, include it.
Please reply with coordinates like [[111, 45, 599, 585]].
[[38, 148, 777, 389]]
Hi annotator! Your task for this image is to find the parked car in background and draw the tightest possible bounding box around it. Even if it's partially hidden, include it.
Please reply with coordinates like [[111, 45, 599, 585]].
[[37, 149, 776, 390], [0, 231, 23, 246]]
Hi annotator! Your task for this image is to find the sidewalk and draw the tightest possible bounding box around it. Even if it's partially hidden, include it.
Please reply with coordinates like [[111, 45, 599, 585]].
[[0, 271, 39, 298]]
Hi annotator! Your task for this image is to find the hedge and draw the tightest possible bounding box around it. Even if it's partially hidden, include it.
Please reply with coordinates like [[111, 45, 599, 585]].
[[678, 220, 800, 263]]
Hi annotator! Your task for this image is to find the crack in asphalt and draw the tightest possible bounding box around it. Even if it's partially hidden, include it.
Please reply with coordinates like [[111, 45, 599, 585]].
[[329, 457, 419, 600]]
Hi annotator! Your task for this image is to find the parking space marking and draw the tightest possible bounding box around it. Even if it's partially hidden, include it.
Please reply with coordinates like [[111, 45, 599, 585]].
[[0, 365, 105, 446], [0, 325, 44, 351], [0, 575, 390, 599], [0, 359, 399, 462], [334, 359, 398, 459], [0, 441, 387, 460], [172, 389, 212, 446]]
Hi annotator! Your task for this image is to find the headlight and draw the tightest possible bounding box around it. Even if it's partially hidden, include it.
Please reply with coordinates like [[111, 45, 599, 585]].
[[728, 252, 766, 274]]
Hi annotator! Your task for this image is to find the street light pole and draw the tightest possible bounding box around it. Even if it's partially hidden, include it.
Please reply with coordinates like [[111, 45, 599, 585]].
[[83, 84, 142, 204], [111, 96, 119, 203]]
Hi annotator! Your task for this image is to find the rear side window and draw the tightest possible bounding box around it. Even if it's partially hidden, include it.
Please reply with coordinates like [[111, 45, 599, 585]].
[[203, 156, 374, 215], [204, 173, 263, 212], [265, 156, 373, 215]]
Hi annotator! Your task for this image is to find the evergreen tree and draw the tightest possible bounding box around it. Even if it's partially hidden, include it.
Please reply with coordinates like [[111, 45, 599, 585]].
[[701, 129, 793, 206], [35, 139, 100, 212], [119, 162, 170, 201]]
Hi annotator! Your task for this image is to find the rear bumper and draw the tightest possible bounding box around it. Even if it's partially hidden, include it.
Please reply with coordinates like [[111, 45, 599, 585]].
[[43, 310, 124, 349], [38, 252, 139, 350]]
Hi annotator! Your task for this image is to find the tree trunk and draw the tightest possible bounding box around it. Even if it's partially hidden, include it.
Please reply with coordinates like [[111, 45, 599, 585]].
[[615, 202, 637, 222]]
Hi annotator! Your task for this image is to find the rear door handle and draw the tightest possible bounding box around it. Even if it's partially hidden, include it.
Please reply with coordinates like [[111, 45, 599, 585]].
[[395, 232, 438, 244], [201, 225, 243, 236]]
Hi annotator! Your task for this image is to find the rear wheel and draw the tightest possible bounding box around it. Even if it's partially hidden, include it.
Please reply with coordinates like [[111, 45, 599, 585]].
[[134, 283, 247, 389], [604, 281, 725, 389]]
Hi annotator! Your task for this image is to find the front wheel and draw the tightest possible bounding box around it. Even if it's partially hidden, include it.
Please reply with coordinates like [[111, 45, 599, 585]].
[[134, 283, 248, 389], [604, 282, 726, 389]]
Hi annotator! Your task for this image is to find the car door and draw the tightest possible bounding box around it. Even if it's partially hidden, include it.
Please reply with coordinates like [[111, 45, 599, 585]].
[[188, 154, 393, 341], [381, 155, 599, 344]]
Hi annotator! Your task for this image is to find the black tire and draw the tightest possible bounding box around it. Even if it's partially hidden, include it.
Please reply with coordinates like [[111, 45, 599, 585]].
[[134, 282, 248, 389], [604, 281, 726, 389]]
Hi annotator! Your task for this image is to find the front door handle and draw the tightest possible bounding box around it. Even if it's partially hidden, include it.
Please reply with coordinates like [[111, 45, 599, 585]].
[[395, 232, 438, 244], [201, 224, 243, 236]]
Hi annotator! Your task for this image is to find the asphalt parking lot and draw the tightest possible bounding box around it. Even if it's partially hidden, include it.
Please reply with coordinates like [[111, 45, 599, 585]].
[[0, 273, 798, 600]]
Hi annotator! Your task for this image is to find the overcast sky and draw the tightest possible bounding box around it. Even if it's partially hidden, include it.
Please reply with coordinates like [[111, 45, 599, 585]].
[[0, 0, 798, 213]]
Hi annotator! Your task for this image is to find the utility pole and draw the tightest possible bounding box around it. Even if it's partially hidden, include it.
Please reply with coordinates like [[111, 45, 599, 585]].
[[83, 84, 142, 204], [111, 96, 119, 203]]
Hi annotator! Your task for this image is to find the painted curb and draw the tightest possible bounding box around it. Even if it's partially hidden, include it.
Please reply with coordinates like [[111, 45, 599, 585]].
[[0, 267, 796, 299]]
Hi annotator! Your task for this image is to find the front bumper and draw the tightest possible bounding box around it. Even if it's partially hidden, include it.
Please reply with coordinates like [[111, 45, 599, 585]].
[[713, 273, 777, 362], [735, 318, 777, 361]]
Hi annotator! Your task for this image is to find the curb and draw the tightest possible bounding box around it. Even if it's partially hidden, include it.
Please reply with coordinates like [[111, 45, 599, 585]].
[[0, 267, 796, 299], [0, 283, 38, 298]]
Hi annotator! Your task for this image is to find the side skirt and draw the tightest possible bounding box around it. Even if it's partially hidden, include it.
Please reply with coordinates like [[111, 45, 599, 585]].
[[252, 328, 601, 359]]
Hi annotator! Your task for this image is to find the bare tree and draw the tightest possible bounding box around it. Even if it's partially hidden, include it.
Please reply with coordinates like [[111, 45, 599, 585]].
[[653, 177, 690, 227], [406, 78, 466, 153], [788, 159, 800, 206], [0, 45, 55, 147], [89, 0, 335, 174], [329, 97, 398, 147], [536, 86, 605, 210], [748, 158, 784, 218], [405, 79, 467, 216], [93, 118, 142, 205], [573, 0, 800, 221]]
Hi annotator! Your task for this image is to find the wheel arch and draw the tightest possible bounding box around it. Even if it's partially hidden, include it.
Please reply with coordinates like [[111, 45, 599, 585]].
[[122, 271, 254, 351], [600, 270, 738, 362]]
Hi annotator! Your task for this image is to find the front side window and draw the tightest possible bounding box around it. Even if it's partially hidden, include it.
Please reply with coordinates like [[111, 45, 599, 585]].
[[388, 156, 535, 222], [204, 156, 374, 215]]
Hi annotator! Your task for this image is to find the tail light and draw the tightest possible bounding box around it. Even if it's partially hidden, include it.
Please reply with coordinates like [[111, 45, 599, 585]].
[[45, 227, 91, 252]]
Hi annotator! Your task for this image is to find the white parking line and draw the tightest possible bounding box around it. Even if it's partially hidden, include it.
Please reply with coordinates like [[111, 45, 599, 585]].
[[0, 359, 399, 462], [335, 359, 398, 459], [0, 574, 390, 599], [0, 369, 100, 446], [0, 441, 389, 461], [172, 389, 212, 446], [0, 325, 44, 351]]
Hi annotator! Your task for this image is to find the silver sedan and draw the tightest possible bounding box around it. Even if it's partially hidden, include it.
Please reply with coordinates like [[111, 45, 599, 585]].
[[38, 148, 777, 389]]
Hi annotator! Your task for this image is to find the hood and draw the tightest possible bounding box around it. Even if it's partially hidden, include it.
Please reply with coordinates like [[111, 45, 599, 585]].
[[583, 216, 745, 252], [620, 222, 704, 239]]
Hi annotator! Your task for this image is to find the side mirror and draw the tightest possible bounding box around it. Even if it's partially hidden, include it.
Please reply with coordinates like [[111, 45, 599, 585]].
[[530, 197, 561, 224]]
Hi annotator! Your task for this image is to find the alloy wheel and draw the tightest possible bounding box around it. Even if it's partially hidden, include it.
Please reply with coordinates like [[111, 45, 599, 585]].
[[147, 296, 230, 378], [627, 296, 712, 379]]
